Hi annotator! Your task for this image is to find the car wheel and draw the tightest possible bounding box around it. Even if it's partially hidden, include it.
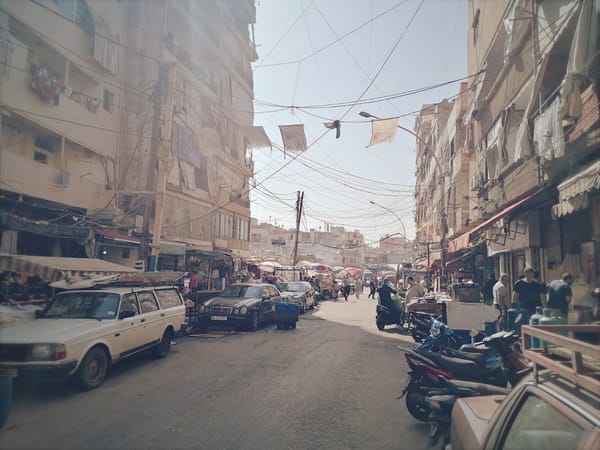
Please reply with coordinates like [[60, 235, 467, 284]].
[[247, 311, 259, 331], [154, 329, 173, 359], [78, 347, 108, 390], [309, 298, 315, 309], [291, 322, 296, 329], [376, 320, 385, 331]]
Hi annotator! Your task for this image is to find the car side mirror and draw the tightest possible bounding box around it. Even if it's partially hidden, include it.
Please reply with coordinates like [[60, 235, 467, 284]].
[[119, 310, 136, 319], [262, 295, 269, 301]]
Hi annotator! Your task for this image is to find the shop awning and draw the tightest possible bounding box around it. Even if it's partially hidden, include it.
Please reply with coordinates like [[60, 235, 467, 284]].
[[552, 160, 600, 218], [448, 192, 536, 252], [96, 228, 140, 245], [0, 253, 138, 282]]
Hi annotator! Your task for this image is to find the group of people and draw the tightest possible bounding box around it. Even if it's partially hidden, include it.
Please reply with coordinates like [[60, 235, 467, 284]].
[[488, 267, 574, 329], [331, 276, 364, 301]]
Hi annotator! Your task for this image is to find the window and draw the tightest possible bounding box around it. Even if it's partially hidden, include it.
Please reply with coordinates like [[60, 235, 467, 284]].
[[34, 151, 49, 164], [138, 292, 159, 313], [194, 165, 209, 191], [103, 89, 114, 113], [155, 289, 183, 309], [499, 393, 583, 450], [121, 248, 130, 259], [119, 294, 139, 316]]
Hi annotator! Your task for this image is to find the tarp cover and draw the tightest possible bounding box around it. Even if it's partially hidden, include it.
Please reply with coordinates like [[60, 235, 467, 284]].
[[0, 253, 138, 282]]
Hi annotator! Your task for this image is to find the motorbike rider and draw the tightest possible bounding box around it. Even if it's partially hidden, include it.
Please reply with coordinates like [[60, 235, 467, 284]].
[[377, 279, 397, 311]]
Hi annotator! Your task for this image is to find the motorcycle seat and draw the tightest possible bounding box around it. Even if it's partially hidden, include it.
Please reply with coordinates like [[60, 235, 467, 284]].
[[458, 344, 497, 355], [443, 348, 488, 365], [416, 351, 481, 379]]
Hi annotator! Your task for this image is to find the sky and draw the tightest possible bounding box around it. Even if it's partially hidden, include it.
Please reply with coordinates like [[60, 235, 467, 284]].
[[250, 0, 468, 245]]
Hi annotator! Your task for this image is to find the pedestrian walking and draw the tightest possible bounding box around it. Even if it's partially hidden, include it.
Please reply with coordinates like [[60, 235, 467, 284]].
[[546, 273, 574, 315], [493, 274, 510, 329], [512, 266, 547, 316], [342, 277, 351, 301], [355, 277, 361, 299], [368, 278, 377, 299], [483, 273, 497, 305]]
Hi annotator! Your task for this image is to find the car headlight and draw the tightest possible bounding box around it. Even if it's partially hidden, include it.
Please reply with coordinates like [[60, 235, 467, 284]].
[[31, 344, 66, 361], [239, 306, 248, 315], [198, 305, 206, 314], [233, 307, 239, 315]]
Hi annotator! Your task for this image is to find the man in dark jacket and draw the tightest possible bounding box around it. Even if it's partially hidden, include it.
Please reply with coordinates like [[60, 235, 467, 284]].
[[377, 280, 397, 310]]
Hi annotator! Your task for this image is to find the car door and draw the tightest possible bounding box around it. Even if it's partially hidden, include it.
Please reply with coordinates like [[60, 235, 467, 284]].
[[115, 293, 147, 357], [265, 285, 280, 320], [137, 291, 163, 345], [484, 386, 594, 450]]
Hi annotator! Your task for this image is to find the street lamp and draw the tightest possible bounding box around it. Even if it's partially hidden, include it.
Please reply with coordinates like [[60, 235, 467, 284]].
[[360, 111, 448, 286]]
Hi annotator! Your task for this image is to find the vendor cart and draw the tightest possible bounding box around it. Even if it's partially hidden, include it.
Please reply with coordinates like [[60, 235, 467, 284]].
[[275, 301, 299, 329]]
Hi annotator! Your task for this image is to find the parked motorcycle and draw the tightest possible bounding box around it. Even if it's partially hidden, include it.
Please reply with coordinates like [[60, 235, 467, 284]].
[[400, 329, 529, 421], [425, 376, 511, 446], [407, 311, 439, 343]]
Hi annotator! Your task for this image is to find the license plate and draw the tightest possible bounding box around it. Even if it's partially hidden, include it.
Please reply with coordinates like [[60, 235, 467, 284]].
[[211, 315, 228, 321]]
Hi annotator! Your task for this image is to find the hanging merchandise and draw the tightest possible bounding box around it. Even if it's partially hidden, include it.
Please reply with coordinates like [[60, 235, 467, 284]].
[[30, 64, 60, 105]]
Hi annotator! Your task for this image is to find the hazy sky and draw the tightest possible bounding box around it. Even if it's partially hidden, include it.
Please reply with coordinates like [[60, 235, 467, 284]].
[[251, 0, 468, 244]]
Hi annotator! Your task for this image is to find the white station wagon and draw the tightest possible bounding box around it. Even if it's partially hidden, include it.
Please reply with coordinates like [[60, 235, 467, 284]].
[[0, 286, 185, 389]]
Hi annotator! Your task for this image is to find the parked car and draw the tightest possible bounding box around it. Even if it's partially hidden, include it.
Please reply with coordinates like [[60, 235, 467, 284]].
[[449, 326, 600, 450], [0, 286, 186, 391], [278, 281, 316, 313], [196, 283, 280, 331]]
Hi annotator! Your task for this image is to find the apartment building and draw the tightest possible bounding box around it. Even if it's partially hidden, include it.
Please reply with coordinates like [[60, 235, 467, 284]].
[[1, 0, 257, 278], [0, 0, 133, 262], [415, 0, 599, 302]]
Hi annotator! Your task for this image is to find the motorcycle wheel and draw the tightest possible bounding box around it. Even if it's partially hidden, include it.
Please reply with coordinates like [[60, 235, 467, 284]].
[[405, 386, 433, 422], [376, 320, 385, 331]]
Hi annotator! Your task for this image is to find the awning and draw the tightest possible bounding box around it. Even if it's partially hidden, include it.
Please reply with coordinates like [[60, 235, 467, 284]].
[[0, 253, 138, 282], [448, 192, 537, 252], [96, 228, 140, 245], [552, 160, 600, 218]]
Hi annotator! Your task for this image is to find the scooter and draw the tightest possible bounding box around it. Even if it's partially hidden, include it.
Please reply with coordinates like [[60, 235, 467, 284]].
[[400, 330, 529, 421], [376, 303, 405, 330], [425, 376, 511, 446]]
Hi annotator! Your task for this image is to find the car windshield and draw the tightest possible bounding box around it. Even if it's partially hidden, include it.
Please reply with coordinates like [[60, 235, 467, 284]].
[[279, 282, 307, 292], [44, 292, 120, 320], [221, 285, 262, 298]]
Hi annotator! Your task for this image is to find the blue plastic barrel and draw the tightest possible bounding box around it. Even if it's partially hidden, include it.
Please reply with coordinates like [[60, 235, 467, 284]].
[[529, 306, 544, 348]]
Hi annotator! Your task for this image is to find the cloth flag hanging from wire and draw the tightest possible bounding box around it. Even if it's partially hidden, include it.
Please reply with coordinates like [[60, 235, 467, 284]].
[[367, 117, 399, 147], [245, 126, 272, 150], [279, 124, 307, 153]]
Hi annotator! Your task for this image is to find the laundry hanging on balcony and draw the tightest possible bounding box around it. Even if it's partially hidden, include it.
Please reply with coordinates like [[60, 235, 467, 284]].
[[30, 64, 60, 105]]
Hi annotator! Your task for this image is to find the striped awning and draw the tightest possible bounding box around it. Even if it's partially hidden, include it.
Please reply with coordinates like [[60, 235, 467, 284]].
[[552, 161, 600, 218], [0, 253, 138, 282]]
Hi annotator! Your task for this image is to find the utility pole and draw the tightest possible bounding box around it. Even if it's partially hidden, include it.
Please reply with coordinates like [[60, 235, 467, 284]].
[[292, 191, 304, 267], [141, 63, 168, 271]]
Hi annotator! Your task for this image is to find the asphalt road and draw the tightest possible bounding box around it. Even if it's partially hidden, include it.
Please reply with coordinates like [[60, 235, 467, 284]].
[[1, 295, 429, 450]]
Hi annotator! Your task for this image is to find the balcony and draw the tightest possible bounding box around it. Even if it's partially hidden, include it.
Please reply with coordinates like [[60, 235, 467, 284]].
[[0, 150, 113, 210]]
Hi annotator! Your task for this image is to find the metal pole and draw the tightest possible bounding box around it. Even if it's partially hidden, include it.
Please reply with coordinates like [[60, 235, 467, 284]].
[[360, 111, 447, 281]]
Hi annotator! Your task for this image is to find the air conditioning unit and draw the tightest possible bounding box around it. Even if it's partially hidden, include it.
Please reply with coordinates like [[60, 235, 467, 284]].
[[57, 169, 70, 187]]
